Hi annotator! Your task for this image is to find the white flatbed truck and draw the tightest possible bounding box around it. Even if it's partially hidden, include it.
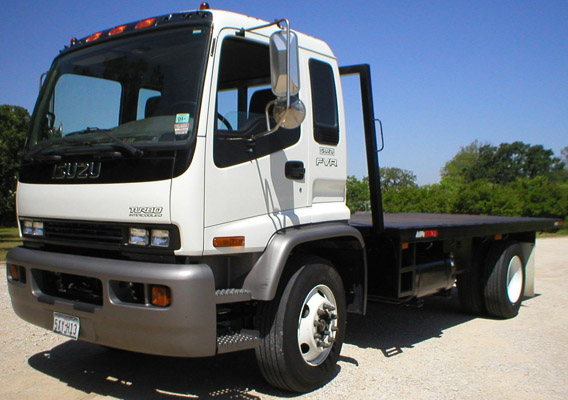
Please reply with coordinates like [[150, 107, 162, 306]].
[[6, 4, 561, 392]]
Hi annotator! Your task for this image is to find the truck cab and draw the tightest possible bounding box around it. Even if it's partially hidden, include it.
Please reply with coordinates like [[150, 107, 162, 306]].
[[18, 9, 349, 257]]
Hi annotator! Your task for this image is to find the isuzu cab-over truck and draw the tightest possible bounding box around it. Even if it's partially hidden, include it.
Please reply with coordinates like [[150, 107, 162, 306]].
[[6, 4, 561, 392]]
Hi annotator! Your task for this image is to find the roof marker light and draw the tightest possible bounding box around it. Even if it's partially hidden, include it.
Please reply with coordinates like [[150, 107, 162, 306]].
[[200, 2, 210, 10], [86, 32, 103, 43], [135, 18, 156, 30], [109, 25, 127, 36]]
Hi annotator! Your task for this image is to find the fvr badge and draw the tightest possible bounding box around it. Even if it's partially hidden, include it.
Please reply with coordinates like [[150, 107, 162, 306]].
[[316, 157, 338, 167]]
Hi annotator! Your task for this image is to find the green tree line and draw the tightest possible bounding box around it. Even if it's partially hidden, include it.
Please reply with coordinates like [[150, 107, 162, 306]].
[[348, 141, 568, 221], [0, 105, 29, 226]]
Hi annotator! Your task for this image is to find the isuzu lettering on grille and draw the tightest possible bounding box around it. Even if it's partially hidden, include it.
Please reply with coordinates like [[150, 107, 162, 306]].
[[52, 162, 101, 180]]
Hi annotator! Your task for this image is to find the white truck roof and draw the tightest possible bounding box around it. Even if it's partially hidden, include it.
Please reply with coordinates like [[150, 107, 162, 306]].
[[206, 9, 336, 59]]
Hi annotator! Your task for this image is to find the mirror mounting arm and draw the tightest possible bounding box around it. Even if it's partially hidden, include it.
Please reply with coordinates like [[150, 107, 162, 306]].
[[236, 18, 293, 108], [250, 100, 286, 141], [236, 18, 289, 37]]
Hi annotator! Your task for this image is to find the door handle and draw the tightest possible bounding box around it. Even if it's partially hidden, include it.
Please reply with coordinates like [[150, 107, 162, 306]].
[[285, 161, 305, 180]]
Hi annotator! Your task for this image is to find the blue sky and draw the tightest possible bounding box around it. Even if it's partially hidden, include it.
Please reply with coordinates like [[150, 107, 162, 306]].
[[1, 0, 566, 184]]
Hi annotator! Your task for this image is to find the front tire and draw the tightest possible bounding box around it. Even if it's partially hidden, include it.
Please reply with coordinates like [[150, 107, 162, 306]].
[[255, 257, 346, 392]]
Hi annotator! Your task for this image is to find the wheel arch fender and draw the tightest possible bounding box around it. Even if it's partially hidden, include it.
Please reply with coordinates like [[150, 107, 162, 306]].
[[243, 222, 367, 314]]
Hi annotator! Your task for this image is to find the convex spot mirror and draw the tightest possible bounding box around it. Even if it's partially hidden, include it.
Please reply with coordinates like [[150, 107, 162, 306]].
[[273, 97, 306, 129]]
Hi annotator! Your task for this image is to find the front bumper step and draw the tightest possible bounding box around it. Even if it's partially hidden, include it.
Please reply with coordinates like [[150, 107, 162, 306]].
[[215, 288, 252, 304], [217, 329, 260, 354]]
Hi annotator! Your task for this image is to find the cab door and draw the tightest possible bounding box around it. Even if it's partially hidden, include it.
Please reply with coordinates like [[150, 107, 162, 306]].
[[203, 30, 309, 253]]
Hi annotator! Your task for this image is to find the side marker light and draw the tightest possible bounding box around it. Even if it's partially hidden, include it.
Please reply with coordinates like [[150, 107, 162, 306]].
[[213, 236, 245, 248]]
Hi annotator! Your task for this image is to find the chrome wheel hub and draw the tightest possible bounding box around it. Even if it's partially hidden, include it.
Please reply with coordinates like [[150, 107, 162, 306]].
[[297, 284, 338, 366], [506, 255, 523, 303]]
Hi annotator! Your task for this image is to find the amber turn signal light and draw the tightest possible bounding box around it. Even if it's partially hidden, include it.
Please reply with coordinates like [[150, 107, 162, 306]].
[[9, 264, 20, 281], [151, 285, 171, 307], [8, 264, 25, 283]]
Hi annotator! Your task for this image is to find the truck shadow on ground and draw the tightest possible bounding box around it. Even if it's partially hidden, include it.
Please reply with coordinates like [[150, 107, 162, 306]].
[[28, 289, 534, 399], [346, 289, 474, 357]]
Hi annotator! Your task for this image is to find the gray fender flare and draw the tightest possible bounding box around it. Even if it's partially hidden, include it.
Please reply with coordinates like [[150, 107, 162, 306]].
[[243, 222, 366, 302]]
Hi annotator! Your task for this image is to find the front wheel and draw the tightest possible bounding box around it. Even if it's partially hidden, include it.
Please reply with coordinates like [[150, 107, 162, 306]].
[[255, 257, 346, 392]]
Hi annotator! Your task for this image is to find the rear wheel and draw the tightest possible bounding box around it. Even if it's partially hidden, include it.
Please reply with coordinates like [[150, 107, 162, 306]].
[[255, 257, 346, 392], [457, 255, 486, 315], [484, 241, 525, 319]]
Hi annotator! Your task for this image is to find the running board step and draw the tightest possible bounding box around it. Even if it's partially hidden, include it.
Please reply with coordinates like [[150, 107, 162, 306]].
[[216, 329, 260, 354], [215, 289, 252, 304]]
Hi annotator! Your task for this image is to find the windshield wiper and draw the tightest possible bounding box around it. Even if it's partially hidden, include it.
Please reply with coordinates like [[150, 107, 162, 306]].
[[24, 137, 70, 161], [66, 127, 144, 157]]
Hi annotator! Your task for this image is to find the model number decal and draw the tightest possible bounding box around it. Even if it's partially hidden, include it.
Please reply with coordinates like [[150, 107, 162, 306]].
[[319, 147, 335, 156], [129, 207, 163, 218], [52, 162, 101, 180]]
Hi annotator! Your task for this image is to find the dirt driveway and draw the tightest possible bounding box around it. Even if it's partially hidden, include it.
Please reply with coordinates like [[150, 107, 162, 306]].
[[1, 237, 567, 399]]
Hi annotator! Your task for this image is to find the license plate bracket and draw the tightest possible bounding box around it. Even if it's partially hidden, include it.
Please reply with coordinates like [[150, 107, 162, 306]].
[[53, 312, 80, 340]]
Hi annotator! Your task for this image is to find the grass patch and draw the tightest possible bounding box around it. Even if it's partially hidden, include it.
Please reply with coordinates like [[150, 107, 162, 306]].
[[0, 227, 22, 262]]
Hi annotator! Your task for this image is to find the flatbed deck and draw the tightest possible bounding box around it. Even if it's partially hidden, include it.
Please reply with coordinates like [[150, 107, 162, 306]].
[[350, 213, 559, 241]]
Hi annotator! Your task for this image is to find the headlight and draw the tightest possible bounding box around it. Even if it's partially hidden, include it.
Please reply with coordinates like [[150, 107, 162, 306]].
[[128, 228, 149, 246], [32, 222, 44, 236], [22, 220, 33, 235], [151, 229, 170, 247], [21, 219, 44, 237], [127, 226, 177, 249]]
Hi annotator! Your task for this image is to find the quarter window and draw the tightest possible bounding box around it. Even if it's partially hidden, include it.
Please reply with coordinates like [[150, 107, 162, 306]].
[[309, 59, 339, 146]]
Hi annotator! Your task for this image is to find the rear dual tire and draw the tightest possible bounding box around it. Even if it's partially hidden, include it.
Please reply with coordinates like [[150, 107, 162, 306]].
[[484, 242, 525, 319], [458, 241, 525, 319]]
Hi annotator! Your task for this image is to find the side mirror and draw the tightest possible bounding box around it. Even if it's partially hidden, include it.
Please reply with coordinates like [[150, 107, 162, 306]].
[[269, 30, 300, 97], [268, 28, 305, 131]]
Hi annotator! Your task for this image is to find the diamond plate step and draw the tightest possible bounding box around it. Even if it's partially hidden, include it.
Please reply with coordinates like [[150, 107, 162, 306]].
[[215, 289, 252, 304], [216, 329, 260, 354]]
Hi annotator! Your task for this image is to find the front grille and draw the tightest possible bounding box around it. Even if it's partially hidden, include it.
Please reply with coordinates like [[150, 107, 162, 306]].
[[44, 221, 123, 247]]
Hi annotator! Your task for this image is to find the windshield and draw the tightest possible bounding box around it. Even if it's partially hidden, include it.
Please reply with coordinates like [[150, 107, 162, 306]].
[[27, 26, 210, 156]]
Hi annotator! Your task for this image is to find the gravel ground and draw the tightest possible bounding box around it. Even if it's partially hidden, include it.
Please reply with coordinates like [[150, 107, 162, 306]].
[[1, 237, 567, 400]]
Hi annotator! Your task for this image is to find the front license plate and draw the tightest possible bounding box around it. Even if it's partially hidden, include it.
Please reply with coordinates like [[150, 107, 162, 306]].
[[53, 312, 80, 340]]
